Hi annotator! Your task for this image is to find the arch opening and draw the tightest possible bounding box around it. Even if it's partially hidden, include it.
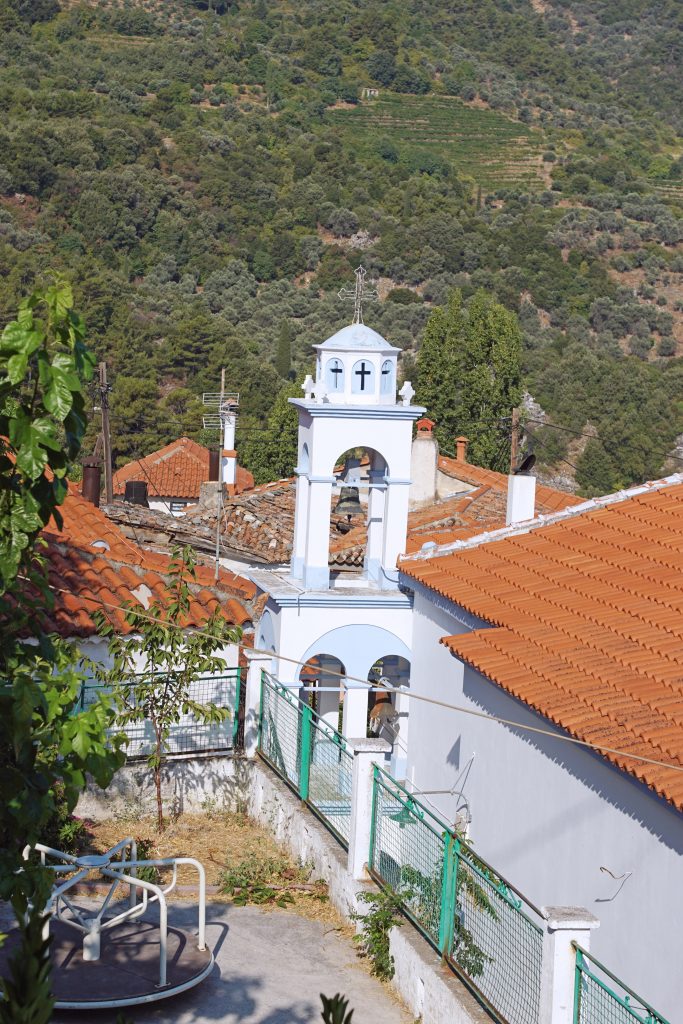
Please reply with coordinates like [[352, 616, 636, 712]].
[[368, 655, 411, 777], [299, 654, 345, 732], [330, 446, 388, 580]]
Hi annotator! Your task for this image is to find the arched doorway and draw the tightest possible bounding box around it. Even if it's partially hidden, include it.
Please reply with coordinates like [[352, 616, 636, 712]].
[[298, 654, 345, 733], [368, 655, 411, 779]]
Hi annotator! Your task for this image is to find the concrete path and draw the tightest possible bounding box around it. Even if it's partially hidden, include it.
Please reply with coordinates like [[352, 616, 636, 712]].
[[52, 902, 411, 1024]]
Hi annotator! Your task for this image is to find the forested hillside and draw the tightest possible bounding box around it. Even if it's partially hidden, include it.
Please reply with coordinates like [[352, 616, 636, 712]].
[[0, 0, 682, 494]]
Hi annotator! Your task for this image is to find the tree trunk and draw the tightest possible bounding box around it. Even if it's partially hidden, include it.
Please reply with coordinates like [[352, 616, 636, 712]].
[[154, 762, 163, 832]]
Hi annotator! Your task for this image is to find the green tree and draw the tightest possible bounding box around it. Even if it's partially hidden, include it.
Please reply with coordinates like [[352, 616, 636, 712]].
[[415, 289, 465, 442], [276, 320, 293, 379], [0, 282, 124, 1021], [94, 547, 241, 831], [240, 378, 302, 484], [417, 290, 522, 471]]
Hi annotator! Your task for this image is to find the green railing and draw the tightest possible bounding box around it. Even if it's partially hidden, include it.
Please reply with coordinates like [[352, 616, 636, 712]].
[[574, 946, 671, 1024], [255, 674, 667, 1024], [80, 669, 241, 759], [258, 673, 353, 849], [369, 765, 544, 1024]]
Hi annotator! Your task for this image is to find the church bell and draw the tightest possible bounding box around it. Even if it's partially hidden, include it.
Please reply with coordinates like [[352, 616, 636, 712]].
[[333, 485, 363, 519]]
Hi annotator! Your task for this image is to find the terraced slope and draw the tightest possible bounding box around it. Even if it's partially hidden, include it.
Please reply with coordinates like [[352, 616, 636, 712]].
[[329, 94, 546, 192]]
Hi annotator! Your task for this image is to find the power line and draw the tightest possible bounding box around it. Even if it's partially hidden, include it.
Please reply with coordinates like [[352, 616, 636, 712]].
[[33, 579, 683, 779], [525, 418, 683, 467]]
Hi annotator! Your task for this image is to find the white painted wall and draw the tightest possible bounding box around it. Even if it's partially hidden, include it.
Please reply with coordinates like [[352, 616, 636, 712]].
[[405, 586, 683, 1021]]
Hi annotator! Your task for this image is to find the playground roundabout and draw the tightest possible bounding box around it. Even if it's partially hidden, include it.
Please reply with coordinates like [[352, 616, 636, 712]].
[[0, 839, 213, 1010]]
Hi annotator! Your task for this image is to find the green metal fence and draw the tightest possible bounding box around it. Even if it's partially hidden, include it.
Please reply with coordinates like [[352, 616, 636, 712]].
[[574, 946, 671, 1024], [369, 765, 544, 1024], [255, 675, 667, 1024], [258, 673, 353, 849], [80, 669, 241, 759]]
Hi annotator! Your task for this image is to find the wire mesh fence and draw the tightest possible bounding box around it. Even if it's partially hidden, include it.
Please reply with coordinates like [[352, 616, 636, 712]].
[[258, 673, 353, 849], [451, 845, 544, 1024], [369, 765, 544, 1024], [80, 670, 241, 758], [259, 674, 301, 789], [254, 677, 665, 1024], [307, 715, 353, 848], [369, 766, 447, 946], [574, 947, 671, 1024]]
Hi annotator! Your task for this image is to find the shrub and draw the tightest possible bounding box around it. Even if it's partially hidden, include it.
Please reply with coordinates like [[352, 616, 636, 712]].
[[386, 287, 422, 304]]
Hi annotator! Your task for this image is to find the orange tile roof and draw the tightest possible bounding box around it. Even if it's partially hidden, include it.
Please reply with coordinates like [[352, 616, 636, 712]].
[[35, 487, 255, 638], [400, 476, 683, 812], [438, 453, 583, 513], [113, 437, 254, 500]]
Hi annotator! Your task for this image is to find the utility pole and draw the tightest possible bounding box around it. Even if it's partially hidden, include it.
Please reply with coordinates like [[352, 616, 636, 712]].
[[509, 407, 520, 474], [214, 367, 226, 581], [99, 361, 113, 504]]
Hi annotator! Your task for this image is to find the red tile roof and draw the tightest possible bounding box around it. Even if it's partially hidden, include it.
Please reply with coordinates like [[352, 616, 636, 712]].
[[113, 437, 253, 500], [201, 457, 581, 567], [438, 453, 583, 513], [35, 487, 255, 638], [400, 476, 683, 812]]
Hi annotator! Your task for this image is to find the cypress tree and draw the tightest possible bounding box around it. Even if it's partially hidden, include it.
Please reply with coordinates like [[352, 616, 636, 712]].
[[276, 320, 293, 379], [416, 289, 522, 471]]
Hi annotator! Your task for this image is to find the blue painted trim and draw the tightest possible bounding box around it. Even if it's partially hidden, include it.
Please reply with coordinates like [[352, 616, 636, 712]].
[[289, 399, 425, 420], [271, 591, 413, 610]]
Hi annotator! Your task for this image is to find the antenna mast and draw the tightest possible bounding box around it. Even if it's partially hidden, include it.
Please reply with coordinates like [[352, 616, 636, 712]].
[[98, 362, 113, 504], [202, 373, 239, 581]]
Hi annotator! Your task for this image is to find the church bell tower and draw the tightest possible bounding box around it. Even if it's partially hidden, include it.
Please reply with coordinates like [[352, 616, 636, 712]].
[[289, 271, 424, 590]]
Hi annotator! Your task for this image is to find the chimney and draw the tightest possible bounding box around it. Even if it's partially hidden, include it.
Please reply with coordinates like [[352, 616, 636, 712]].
[[222, 411, 237, 494], [124, 480, 149, 507], [410, 417, 438, 506], [81, 458, 101, 507], [506, 473, 536, 526], [208, 448, 220, 482], [455, 436, 468, 462]]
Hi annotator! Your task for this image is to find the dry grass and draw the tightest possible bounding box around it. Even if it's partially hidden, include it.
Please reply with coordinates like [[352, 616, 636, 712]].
[[83, 811, 349, 931]]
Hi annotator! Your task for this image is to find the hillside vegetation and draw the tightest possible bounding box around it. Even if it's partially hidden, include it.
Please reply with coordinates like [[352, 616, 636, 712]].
[[0, 0, 681, 494]]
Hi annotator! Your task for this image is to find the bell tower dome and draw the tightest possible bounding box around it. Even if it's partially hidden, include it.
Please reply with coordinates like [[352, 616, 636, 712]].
[[313, 323, 400, 406]]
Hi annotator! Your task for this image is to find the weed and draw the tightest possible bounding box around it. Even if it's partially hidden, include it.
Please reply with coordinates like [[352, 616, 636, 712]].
[[133, 836, 160, 884], [218, 855, 323, 909], [320, 993, 354, 1024], [351, 888, 404, 981]]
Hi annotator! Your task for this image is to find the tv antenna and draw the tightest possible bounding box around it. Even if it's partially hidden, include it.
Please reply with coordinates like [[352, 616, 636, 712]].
[[202, 372, 239, 580]]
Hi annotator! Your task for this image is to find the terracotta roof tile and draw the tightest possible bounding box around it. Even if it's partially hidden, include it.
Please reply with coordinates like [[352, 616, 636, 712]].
[[112, 437, 253, 500], [29, 488, 256, 639], [438, 454, 583, 513], [401, 477, 683, 812]]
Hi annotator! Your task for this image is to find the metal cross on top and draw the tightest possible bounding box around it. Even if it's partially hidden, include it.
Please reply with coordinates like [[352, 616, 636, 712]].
[[338, 265, 378, 325]]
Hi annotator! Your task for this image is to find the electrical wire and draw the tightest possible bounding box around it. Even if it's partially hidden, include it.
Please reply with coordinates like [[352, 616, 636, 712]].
[[524, 418, 683, 467], [33, 578, 683, 779]]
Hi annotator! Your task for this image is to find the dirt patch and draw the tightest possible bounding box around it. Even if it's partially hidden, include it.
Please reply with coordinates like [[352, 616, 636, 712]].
[[82, 811, 348, 930]]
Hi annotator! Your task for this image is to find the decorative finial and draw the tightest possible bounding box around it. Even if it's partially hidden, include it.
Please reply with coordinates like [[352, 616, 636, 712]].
[[338, 265, 378, 325], [302, 374, 315, 400], [399, 380, 415, 407]]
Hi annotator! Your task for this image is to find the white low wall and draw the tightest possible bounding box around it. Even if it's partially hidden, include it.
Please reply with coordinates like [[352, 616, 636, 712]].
[[77, 754, 489, 1024]]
